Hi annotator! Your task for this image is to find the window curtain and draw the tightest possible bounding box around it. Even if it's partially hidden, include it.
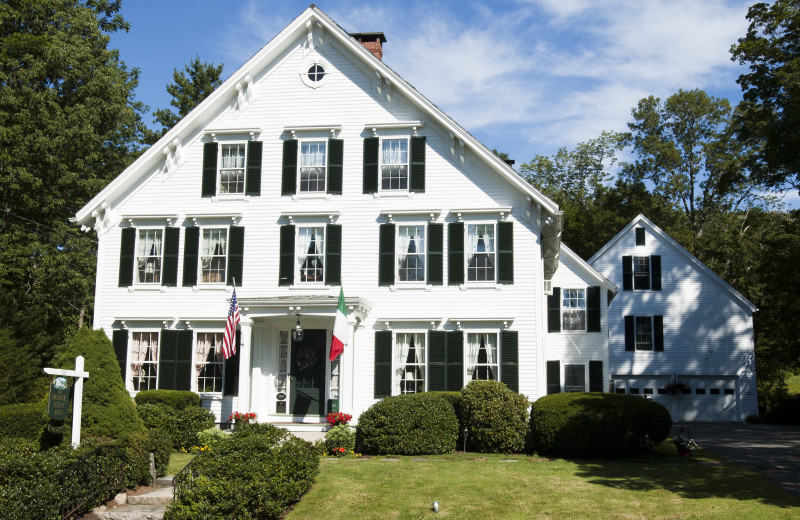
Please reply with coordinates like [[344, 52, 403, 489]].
[[396, 333, 411, 393], [221, 144, 245, 169], [300, 142, 326, 168], [467, 226, 479, 266], [469, 333, 496, 380], [131, 334, 157, 378], [382, 139, 407, 165], [137, 230, 162, 278], [201, 230, 226, 282], [195, 334, 216, 378], [296, 228, 313, 270], [398, 333, 423, 394], [481, 226, 495, 254], [397, 227, 412, 268], [467, 333, 480, 380]]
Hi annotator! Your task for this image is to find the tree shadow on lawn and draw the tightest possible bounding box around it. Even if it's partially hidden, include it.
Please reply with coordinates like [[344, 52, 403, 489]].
[[573, 456, 800, 509]]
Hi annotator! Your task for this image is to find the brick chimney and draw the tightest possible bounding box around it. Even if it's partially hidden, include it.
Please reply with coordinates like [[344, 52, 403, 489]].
[[350, 32, 387, 60]]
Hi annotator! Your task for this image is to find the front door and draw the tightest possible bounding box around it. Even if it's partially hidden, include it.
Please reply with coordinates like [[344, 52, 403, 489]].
[[290, 329, 326, 416]]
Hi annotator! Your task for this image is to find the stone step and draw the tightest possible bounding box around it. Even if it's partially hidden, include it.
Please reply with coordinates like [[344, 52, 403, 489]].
[[152, 476, 174, 488], [94, 503, 167, 520], [127, 487, 174, 506]]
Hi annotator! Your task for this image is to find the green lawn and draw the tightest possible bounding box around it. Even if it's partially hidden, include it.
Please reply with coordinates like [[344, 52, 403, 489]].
[[787, 373, 800, 395], [288, 444, 800, 519], [166, 452, 194, 476]]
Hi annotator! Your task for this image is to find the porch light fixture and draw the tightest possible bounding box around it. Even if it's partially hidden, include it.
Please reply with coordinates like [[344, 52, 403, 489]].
[[292, 311, 304, 342]]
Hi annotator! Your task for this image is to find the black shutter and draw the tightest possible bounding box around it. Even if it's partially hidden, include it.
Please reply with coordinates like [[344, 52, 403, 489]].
[[428, 331, 446, 391], [622, 256, 633, 291], [378, 223, 395, 286], [328, 138, 343, 195], [325, 224, 342, 285], [227, 226, 244, 286], [587, 286, 601, 332], [547, 287, 561, 333], [175, 330, 193, 391], [281, 140, 298, 196], [118, 227, 135, 287], [547, 360, 561, 394], [624, 316, 635, 351], [448, 222, 464, 285], [409, 136, 426, 193], [374, 331, 392, 398], [589, 360, 603, 392], [446, 331, 464, 392], [279, 225, 295, 286], [497, 221, 514, 284], [245, 141, 262, 196], [223, 331, 240, 396], [500, 330, 519, 392], [651, 255, 662, 291], [182, 227, 199, 287], [162, 227, 179, 287], [112, 329, 128, 380], [653, 315, 664, 351], [158, 330, 176, 390], [202, 142, 218, 198], [363, 137, 379, 194], [428, 223, 443, 285], [635, 227, 645, 246]]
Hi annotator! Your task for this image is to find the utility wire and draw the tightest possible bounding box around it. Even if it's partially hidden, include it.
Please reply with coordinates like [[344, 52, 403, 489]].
[[0, 210, 98, 246]]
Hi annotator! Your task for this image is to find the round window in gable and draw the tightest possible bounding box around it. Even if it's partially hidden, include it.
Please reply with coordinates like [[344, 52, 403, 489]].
[[307, 64, 325, 82]]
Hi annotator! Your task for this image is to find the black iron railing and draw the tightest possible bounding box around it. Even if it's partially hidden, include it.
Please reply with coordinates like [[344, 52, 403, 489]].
[[173, 459, 198, 498], [59, 444, 126, 520]]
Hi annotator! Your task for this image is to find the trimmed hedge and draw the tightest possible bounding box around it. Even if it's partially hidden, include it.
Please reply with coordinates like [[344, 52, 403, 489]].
[[356, 393, 458, 455], [323, 425, 356, 455], [138, 403, 215, 450], [0, 402, 48, 441], [529, 393, 672, 458], [134, 389, 202, 410], [461, 380, 528, 453], [165, 424, 319, 520]]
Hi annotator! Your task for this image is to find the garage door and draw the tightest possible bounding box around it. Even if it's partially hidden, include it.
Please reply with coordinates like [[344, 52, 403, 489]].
[[612, 377, 739, 422]]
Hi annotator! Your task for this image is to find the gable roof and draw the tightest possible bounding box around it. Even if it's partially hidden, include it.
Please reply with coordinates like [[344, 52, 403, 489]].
[[588, 214, 757, 313], [560, 244, 617, 293], [75, 5, 559, 225]]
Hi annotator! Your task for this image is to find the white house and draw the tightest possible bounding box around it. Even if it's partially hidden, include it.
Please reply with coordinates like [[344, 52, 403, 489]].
[[74, 6, 756, 428], [588, 214, 758, 421]]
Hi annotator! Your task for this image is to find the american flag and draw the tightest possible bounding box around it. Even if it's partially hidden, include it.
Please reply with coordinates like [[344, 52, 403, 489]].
[[222, 287, 240, 359]]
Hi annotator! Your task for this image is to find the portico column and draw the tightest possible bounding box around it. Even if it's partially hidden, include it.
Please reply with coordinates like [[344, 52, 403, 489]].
[[237, 318, 253, 412]]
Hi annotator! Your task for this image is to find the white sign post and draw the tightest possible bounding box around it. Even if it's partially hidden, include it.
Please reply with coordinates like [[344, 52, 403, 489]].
[[44, 355, 90, 449]]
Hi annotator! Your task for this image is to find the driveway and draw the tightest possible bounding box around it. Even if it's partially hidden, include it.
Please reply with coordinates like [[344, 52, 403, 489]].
[[675, 422, 800, 498]]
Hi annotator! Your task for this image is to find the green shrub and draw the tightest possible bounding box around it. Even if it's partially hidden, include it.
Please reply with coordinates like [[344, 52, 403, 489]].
[[460, 380, 528, 453], [0, 402, 47, 440], [197, 427, 229, 450], [146, 428, 173, 477], [356, 393, 458, 455], [529, 393, 672, 458], [0, 329, 47, 406], [134, 389, 201, 410], [138, 403, 216, 450], [54, 328, 144, 440], [165, 424, 319, 520], [323, 425, 355, 455]]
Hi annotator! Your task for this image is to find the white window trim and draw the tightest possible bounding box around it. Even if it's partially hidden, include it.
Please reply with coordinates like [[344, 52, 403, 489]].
[[564, 363, 587, 393], [217, 142, 248, 197], [378, 136, 410, 193], [128, 329, 161, 393], [194, 330, 225, 395], [294, 225, 327, 286], [632, 256, 652, 291], [297, 138, 328, 194], [301, 58, 330, 89], [465, 221, 498, 285], [465, 330, 500, 384], [393, 330, 427, 395], [199, 226, 229, 286], [634, 315, 654, 351], [560, 287, 588, 334], [395, 223, 428, 288], [133, 227, 165, 286]]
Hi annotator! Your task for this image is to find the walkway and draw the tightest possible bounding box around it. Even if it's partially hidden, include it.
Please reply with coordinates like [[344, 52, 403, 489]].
[[678, 422, 800, 498]]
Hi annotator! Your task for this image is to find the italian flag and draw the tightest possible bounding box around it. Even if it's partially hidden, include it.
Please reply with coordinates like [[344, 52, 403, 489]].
[[329, 287, 348, 361]]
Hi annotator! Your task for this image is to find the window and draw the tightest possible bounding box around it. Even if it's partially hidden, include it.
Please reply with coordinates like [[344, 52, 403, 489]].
[[130, 332, 159, 391], [564, 365, 585, 392], [633, 256, 651, 290], [196, 333, 224, 393], [467, 224, 495, 282], [635, 316, 653, 350], [635, 227, 646, 245], [307, 64, 325, 82], [297, 226, 325, 283], [562, 289, 586, 331], [201, 228, 227, 283], [396, 332, 425, 394], [467, 333, 498, 381], [397, 225, 425, 282], [381, 139, 409, 190], [299, 141, 327, 192], [136, 229, 162, 284], [219, 144, 246, 194]]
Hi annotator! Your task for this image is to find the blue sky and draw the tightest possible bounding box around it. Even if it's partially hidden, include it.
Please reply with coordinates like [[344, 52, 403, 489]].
[[109, 0, 799, 207]]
